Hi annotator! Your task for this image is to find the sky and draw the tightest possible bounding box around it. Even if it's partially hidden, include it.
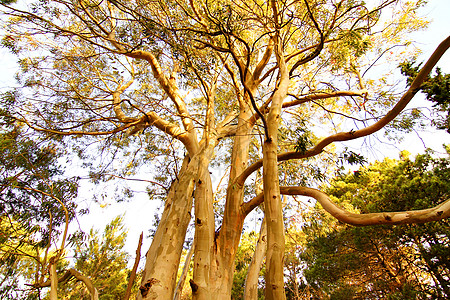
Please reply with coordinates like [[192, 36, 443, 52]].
[[0, 0, 450, 259]]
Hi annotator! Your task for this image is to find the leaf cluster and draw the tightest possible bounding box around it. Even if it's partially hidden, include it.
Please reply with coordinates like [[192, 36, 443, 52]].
[[400, 61, 450, 132], [58, 216, 133, 299]]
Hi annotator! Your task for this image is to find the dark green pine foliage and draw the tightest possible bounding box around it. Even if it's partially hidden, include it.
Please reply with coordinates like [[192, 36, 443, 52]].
[[400, 61, 450, 132], [301, 151, 450, 299]]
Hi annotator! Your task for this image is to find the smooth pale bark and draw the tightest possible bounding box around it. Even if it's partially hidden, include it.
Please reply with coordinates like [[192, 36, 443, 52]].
[[263, 139, 286, 300], [280, 186, 450, 225], [49, 260, 58, 300], [263, 43, 290, 300], [207, 42, 274, 298], [192, 147, 215, 300], [211, 104, 254, 298], [138, 156, 197, 300], [35, 268, 99, 300], [245, 186, 450, 226], [261, 5, 291, 294], [67, 269, 99, 300], [243, 217, 267, 300]]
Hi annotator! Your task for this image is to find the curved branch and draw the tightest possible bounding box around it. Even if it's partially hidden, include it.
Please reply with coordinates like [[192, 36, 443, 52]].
[[112, 70, 137, 123], [124, 50, 196, 136], [288, 0, 324, 77], [242, 186, 450, 225], [34, 268, 99, 300], [281, 186, 450, 225]]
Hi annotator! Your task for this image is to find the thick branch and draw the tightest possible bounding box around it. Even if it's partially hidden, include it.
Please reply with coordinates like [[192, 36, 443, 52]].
[[242, 187, 450, 225], [280, 186, 450, 226], [252, 37, 274, 81], [34, 268, 99, 300], [123, 50, 198, 152]]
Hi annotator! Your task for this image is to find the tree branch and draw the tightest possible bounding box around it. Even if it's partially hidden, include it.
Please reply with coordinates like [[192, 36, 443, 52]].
[[280, 186, 450, 225], [236, 35, 450, 187], [124, 232, 143, 300], [33, 268, 99, 300], [284, 90, 368, 108], [289, 0, 324, 77], [242, 186, 450, 225]]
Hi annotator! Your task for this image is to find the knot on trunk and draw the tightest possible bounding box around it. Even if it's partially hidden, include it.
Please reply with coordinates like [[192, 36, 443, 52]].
[[139, 278, 159, 297], [189, 279, 199, 294]]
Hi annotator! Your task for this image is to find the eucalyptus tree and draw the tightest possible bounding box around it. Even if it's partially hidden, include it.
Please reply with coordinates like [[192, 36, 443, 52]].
[[1, 0, 450, 299]]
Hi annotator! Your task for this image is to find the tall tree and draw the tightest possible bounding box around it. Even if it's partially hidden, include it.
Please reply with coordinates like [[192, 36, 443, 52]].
[[1, 1, 449, 299]]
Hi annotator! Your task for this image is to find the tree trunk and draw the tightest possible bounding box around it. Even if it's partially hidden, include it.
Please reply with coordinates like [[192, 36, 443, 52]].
[[192, 147, 215, 300], [49, 260, 58, 300], [138, 156, 198, 300], [210, 104, 254, 298], [244, 216, 267, 299], [263, 137, 285, 300], [263, 34, 290, 300]]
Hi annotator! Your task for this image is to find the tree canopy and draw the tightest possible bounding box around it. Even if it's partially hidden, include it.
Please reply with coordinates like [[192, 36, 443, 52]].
[[0, 0, 449, 299]]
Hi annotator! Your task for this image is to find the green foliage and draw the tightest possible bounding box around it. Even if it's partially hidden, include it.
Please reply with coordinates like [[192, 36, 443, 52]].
[[231, 231, 264, 300], [338, 148, 367, 166], [0, 124, 79, 299], [300, 153, 450, 299], [400, 61, 450, 132], [291, 124, 314, 154], [59, 216, 133, 299]]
